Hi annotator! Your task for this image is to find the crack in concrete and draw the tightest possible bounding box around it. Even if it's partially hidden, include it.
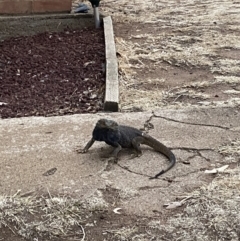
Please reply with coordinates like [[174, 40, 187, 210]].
[[197, 150, 211, 162], [172, 147, 215, 152], [179, 149, 211, 164], [176, 169, 203, 178], [141, 114, 155, 133], [116, 163, 179, 183], [172, 147, 217, 163], [186, 153, 199, 163], [152, 112, 230, 130], [138, 184, 174, 191], [117, 163, 152, 178], [139, 185, 166, 190]]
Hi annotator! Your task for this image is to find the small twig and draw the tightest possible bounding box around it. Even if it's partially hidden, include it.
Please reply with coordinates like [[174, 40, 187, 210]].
[[3, 223, 16, 235], [69, 88, 78, 99], [56, 21, 62, 30], [20, 190, 35, 198], [80, 225, 86, 241], [47, 187, 53, 200], [12, 189, 21, 197], [172, 94, 182, 103]]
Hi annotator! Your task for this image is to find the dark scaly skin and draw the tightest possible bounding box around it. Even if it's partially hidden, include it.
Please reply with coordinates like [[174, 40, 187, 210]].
[[79, 119, 176, 179]]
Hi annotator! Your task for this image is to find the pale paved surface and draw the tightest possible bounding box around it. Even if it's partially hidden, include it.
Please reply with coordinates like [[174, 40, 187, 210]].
[[0, 107, 239, 216]]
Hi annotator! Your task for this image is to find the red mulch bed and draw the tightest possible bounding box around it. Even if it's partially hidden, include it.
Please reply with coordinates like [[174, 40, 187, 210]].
[[0, 27, 105, 119]]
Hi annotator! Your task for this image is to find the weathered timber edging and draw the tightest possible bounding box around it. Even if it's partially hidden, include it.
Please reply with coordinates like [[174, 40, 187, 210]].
[[103, 16, 119, 112]]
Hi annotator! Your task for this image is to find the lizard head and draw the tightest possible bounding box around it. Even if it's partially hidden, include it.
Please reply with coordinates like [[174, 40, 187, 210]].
[[96, 119, 119, 129]]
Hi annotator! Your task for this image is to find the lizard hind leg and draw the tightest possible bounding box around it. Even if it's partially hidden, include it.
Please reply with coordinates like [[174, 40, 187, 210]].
[[132, 136, 143, 157], [109, 143, 122, 163]]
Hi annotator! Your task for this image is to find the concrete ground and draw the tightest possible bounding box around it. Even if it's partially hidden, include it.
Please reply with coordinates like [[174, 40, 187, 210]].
[[1, 107, 239, 217]]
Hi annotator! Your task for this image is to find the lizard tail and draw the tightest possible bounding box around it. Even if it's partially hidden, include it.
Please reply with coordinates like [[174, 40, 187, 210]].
[[142, 133, 176, 179], [149, 152, 176, 179]]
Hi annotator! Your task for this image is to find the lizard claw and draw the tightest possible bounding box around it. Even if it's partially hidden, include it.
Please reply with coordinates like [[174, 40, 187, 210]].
[[106, 156, 118, 163], [75, 148, 87, 154], [129, 154, 137, 159], [129, 152, 142, 159]]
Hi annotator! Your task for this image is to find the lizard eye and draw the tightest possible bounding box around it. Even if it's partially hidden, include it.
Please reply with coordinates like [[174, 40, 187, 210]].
[[97, 119, 105, 124]]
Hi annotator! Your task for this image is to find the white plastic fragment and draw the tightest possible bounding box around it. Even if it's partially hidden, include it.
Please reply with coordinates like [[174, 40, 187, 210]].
[[164, 196, 192, 209], [113, 207, 122, 214], [204, 165, 229, 174], [0, 102, 7, 106], [164, 201, 183, 209]]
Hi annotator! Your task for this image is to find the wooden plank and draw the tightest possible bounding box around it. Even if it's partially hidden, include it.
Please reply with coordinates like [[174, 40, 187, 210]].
[[103, 16, 119, 112]]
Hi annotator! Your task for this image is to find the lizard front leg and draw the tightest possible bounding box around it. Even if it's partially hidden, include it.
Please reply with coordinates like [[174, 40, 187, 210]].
[[76, 138, 95, 153]]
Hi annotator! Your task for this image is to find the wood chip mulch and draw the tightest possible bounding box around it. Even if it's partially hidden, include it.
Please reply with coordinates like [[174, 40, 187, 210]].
[[0, 27, 105, 119]]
